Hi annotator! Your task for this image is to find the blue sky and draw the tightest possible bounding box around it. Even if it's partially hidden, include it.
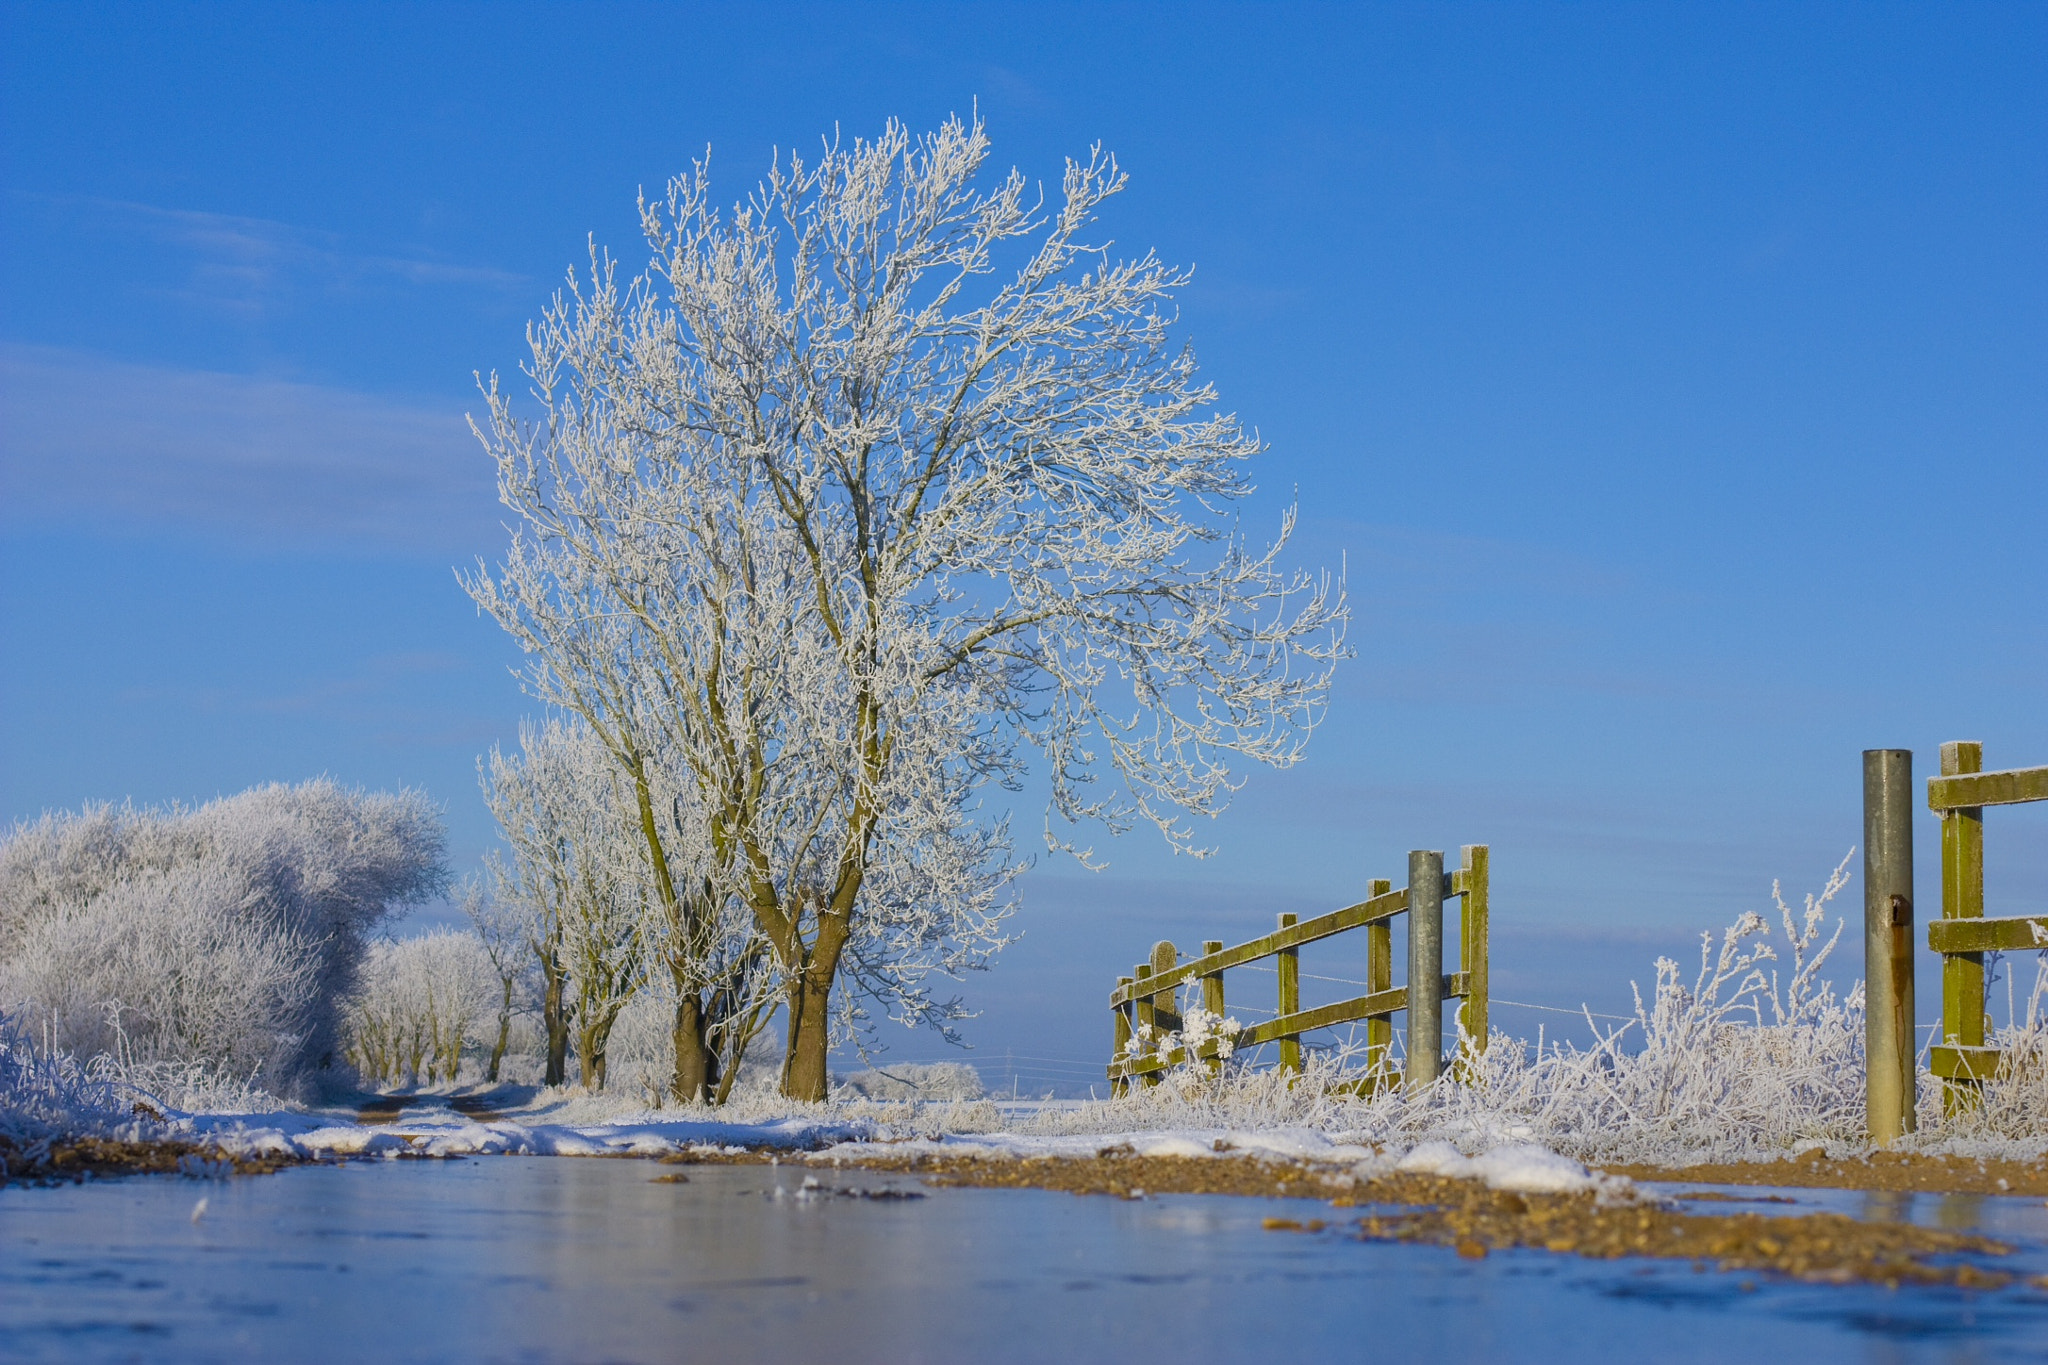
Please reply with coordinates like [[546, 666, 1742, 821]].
[[4, 3, 2043, 1087]]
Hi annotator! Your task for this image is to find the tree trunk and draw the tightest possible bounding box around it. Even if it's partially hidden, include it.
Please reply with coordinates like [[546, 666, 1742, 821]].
[[578, 1021, 608, 1091], [779, 971, 834, 1101], [778, 908, 852, 1102], [486, 977, 513, 1083], [543, 963, 571, 1088], [671, 993, 716, 1105]]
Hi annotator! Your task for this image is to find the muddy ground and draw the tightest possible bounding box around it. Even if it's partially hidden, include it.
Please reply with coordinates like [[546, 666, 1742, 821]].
[[693, 1147, 2048, 1292], [0, 1132, 306, 1186], [1608, 1148, 2048, 1196]]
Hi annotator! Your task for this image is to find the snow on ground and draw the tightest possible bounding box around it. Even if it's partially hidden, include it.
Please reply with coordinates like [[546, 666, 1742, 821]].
[[156, 1092, 1621, 1200], [177, 1105, 873, 1161]]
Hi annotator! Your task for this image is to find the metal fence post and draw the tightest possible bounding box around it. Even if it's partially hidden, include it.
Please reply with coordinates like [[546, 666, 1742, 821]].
[[1407, 849, 1445, 1091], [1862, 749, 1916, 1142]]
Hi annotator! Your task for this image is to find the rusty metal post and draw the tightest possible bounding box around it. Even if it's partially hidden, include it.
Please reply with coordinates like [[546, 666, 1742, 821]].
[[1406, 849, 1444, 1091], [1863, 749, 1917, 1142]]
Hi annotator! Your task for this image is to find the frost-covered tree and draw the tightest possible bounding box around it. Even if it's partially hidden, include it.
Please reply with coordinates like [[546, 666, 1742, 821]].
[[0, 781, 446, 1097], [345, 929, 498, 1087], [481, 718, 775, 1095], [460, 879, 528, 1083], [481, 724, 583, 1087], [467, 114, 1347, 1100]]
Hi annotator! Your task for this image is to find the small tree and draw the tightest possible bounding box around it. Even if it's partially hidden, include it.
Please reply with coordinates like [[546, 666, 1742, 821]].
[[481, 718, 776, 1094], [460, 878, 527, 1083], [481, 730, 577, 1087], [469, 114, 1346, 1099]]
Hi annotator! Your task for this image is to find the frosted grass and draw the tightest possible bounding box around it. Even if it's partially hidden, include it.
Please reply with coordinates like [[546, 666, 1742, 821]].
[[8, 853, 2047, 1169]]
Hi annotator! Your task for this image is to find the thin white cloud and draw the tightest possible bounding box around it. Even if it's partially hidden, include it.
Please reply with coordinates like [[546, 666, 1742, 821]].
[[0, 345, 502, 555], [12, 192, 528, 315]]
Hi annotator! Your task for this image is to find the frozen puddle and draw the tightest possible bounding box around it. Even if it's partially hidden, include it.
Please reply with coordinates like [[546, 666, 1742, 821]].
[[5, 1159, 2047, 1364]]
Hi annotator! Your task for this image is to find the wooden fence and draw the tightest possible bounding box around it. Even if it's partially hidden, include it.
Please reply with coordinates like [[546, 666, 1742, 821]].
[[1107, 845, 1489, 1095], [1926, 741, 2048, 1107]]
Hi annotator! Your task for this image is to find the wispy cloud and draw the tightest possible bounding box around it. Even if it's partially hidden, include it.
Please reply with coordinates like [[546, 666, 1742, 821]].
[[0, 345, 502, 555], [12, 192, 527, 317]]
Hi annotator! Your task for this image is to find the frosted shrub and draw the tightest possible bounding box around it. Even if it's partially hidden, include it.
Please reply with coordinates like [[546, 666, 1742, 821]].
[[839, 1061, 986, 1102], [1028, 854, 1917, 1165], [345, 930, 499, 1087], [0, 1008, 131, 1144], [1925, 952, 2048, 1147], [0, 782, 446, 1099], [604, 993, 677, 1104]]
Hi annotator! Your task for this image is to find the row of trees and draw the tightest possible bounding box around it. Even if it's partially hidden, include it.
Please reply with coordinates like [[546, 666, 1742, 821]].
[[465, 114, 1347, 1101], [344, 929, 500, 1087]]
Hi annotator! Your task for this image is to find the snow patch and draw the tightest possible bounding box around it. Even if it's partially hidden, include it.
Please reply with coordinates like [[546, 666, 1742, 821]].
[[1393, 1140, 1626, 1197]]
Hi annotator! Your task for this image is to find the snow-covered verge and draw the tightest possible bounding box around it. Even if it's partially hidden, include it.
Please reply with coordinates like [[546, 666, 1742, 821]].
[[8, 865, 2045, 1178], [143, 1096, 1622, 1199]]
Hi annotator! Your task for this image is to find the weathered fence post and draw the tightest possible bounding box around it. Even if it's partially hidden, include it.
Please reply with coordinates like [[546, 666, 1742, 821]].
[[1459, 845, 1490, 1055], [1407, 849, 1445, 1091], [1112, 975, 1134, 1098], [1200, 940, 1225, 1074], [1923, 742, 2048, 1101], [1938, 741, 1986, 1113], [1366, 879, 1394, 1076], [1276, 913, 1301, 1074], [1132, 962, 1156, 1087], [1862, 749, 1916, 1142], [1150, 940, 1180, 1039], [1105, 846, 1501, 1093]]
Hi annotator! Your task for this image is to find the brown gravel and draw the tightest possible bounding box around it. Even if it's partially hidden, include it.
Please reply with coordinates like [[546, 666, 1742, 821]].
[[684, 1148, 2044, 1291], [1353, 1183, 2020, 1289], [0, 1133, 307, 1186], [1607, 1149, 2048, 1196]]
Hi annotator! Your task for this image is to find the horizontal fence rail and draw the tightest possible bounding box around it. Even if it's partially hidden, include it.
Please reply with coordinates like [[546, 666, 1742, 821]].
[[1108, 844, 1489, 1095], [1927, 742, 2048, 1100]]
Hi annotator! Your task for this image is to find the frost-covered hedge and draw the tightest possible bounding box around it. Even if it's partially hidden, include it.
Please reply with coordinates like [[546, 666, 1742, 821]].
[[0, 781, 446, 1099]]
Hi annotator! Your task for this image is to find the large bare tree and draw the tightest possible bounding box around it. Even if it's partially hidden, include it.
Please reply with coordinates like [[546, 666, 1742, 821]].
[[468, 114, 1347, 1100]]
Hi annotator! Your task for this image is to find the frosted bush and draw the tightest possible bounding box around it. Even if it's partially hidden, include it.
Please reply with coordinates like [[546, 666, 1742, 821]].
[[1921, 952, 2048, 1149], [345, 930, 499, 1087], [605, 993, 678, 1105], [1124, 1003, 1244, 1067], [0, 1009, 132, 1145], [85, 1056, 280, 1116], [1017, 853, 2044, 1166], [839, 1061, 986, 1102], [0, 782, 446, 1098]]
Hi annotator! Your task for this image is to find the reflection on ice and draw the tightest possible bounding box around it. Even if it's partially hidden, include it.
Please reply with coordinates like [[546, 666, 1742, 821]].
[[4, 1159, 2046, 1364]]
